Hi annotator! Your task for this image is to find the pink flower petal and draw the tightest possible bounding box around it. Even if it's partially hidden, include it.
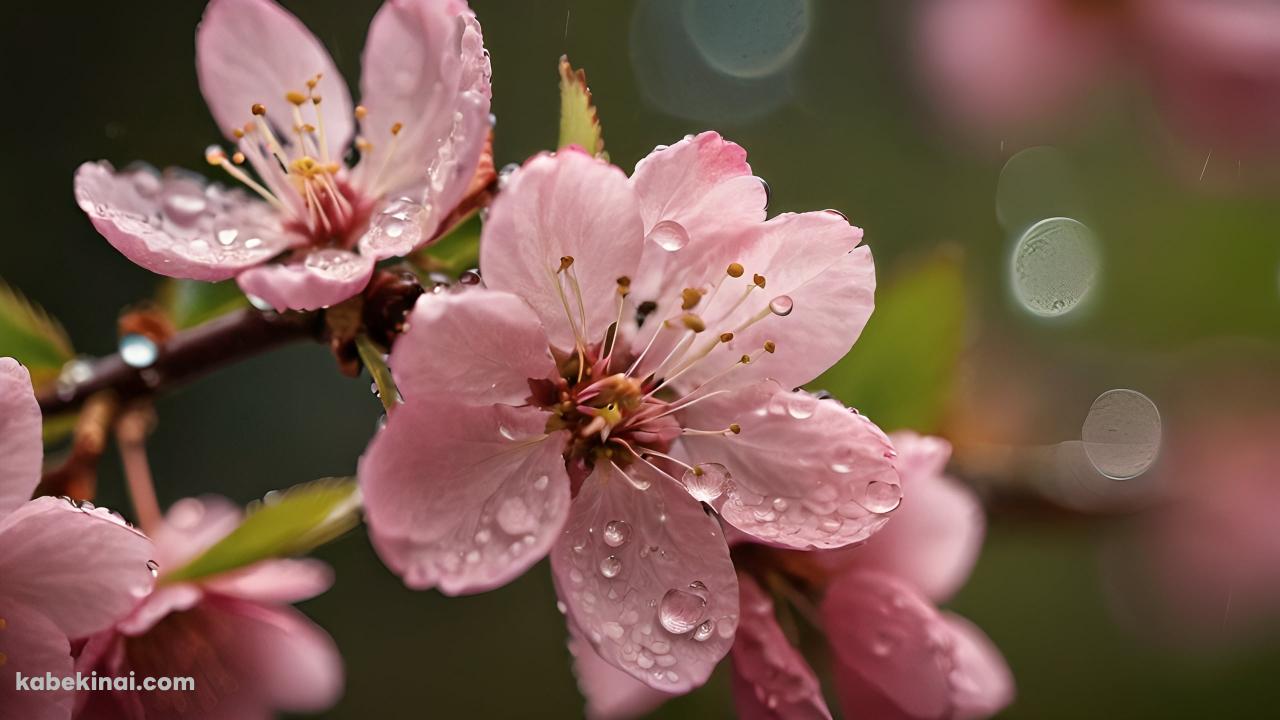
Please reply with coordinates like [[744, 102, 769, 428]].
[[628, 132, 767, 309], [549, 464, 740, 694], [0, 497, 155, 640], [356, 0, 492, 214], [567, 622, 675, 720], [942, 613, 1015, 720], [677, 381, 900, 550], [360, 401, 570, 595], [74, 162, 302, 282], [731, 574, 832, 720], [115, 583, 203, 637], [480, 150, 644, 352], [201, 558, 334, 604], [0, 358, 41, 520], [235, 247, 375, 311], [147, 495, 243, 573], [0, 601, 74, 720], [203, 597, 344, 713], [823, 571, 1012, 720], [918, 0, 1115, 135], [388, 290, 555, 406], [196, 0, 353, 157], [827, 433, 985, 603], [672, 211, 874, 392]]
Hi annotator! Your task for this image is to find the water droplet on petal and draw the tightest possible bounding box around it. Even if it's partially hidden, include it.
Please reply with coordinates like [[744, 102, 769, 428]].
[[599, 555, 623, 578], [659, 587, 708, 635], [647, 220, 690, 252], [146, 559, 160, 578], [862, 480, 902, 513], [119, 334, 158, 368], [498, 424, 518, 441], [458, 269, 483, 286], [603, 520, 632, 548], [768, 295, 794, 317], [693, 619, 715, 641], [786, 392, 816, 419], [163, 191, 206, 225], [681, 463, 730, 502]]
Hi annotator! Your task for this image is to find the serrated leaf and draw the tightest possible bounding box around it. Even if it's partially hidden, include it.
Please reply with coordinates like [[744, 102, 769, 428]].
[[810, 253, 966, 433], [163, 478, 360, 583], [411, 211, 481, 277], [0, 279, 74, 388], [158, 278, 249, 330], [558, 55, 606, 157]]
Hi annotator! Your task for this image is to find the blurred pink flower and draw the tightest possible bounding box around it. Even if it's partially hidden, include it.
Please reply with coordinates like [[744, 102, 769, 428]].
[[1109, 403, 1280, 644], [75, 0, 492, 311], [0, 358, 157, 720], [567, 433, 1012, 719], [360, 133, 897, 693], [919, 0, 1280, 155], [74, 495, 342, 719]]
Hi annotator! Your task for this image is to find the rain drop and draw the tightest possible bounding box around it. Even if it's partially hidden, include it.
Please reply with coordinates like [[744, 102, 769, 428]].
[[163, 191, 206, 225], [681, 463, 730, 502], [659, 587, 708, 635], [599, 555, 623, 579], [786, 392, 816, 419], [647, 220, 690, 252], [1081, 389, 1161, 480], [862, 480, 902, 513], [119, 334, 158, 369], [768, 295, 794, 317], [458, 269, 483, 286], [1010, 217, 1100, 318], [146, 559, 160, 578], [693, 619, 716, 641], [603, 520, 632, 548]]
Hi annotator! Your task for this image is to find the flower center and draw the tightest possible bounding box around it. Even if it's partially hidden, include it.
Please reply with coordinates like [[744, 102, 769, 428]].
[[531, 257, 793, 492], [203, 74, 406, 248]]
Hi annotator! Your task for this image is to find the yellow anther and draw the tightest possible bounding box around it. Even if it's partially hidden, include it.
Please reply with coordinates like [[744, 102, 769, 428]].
[[232, 152, 246, 165], [729, 423, 741, 434], [740, 354, 752, 364], [312, 95, 322, 105], [753, 273, 767, 289], [285, 90, 307, 106], [390, 121, 404, 136], [599, 402, 623, 426], [251, 103, 267, 116], [232, 127, 245, 139], [302, 123, 317, 133], [763, 340, 776, 353], [306, 74, 321, 90], [559, 256, 575, 271], [680, 287, 703, 310], [617, 276, 631, 287], [325, 163, 341, 174], [355, 105, 369, 119], [205, 148, 226, 165], [719, 332, 734, 343], [727, 262, 745, 278], [681, 314, 706, 333]]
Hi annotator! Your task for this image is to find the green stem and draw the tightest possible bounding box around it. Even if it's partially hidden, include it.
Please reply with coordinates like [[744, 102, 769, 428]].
[[355, 334, 400, 413]]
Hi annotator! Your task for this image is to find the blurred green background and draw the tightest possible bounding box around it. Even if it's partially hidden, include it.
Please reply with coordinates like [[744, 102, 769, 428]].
[[3, 1, 1279, 717]]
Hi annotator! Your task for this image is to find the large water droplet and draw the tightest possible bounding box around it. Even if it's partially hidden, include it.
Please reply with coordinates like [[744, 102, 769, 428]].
[[119, 334, 158, 368], [1081, 389, 1161, 480], [603, 520, 632, 548], [366, 197, 427, 250], [458, 269, 483, 286], [599, 555, 623, 578], [496, 496, 534, 535], [659, 587, 708, 634], [163, 191, 207, 225], [693, 619, 716, 641], [862, 480, 902, 513], [647, 220, 690, 252], [1010, 217, 1100, 318], [786, 392, 816, 419], [768, 295, 794, 316], [682, 463, 730, 502]]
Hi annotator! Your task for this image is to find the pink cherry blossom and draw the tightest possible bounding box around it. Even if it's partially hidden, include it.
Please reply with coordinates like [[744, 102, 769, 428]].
[[919, 0, 1280, 155], [74, 0, 492, 311], [0, 358, 157, 720], [360, 133, 898, 694], [74, 495, 342, 719], [564, 432, 1011, 719]]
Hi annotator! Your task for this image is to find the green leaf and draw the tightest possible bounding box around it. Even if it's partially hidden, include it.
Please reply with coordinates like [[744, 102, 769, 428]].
[[163, 477, 360, 583], [558, 55, 606, 158], [411, 211, 481, 277], [158, 279, 249, 330], [0, 279, 74, 388], [355, 334, 400, 412], [809, 252, 966, 433]]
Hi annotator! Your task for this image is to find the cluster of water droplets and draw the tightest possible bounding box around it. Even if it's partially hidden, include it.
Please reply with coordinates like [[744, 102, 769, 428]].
[[61, 497, 159, 594]]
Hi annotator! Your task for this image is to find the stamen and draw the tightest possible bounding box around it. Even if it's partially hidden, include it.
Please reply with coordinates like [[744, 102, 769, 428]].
[[681, 423, 741, 437], [602, 277, 631, 372], [681, 287, 703, 310], [727, 263, 745, 278], [753, 273, 767, 289], [680, 313, 706, 333], [205, 146, 284, 211], [369, 120, 407, 195]]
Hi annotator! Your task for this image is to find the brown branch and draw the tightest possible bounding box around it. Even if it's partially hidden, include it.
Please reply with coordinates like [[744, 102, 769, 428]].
[[37, 308, 323, 415]]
